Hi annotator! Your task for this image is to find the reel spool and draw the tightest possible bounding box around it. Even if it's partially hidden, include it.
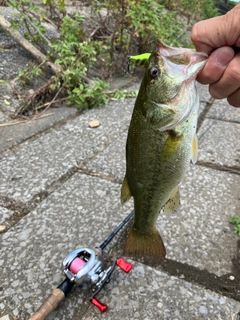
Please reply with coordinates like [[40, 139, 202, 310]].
[[62, 247, 102, 286]]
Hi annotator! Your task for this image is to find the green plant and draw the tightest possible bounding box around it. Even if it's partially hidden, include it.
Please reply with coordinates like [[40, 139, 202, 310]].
[[18, 63, 43, 84], [228, 217, 240, 236], [48, 14, 111, 108], [92, 0, 184, 76], [5, 0, 219, 115], [162, 0, 219, 19], [9, 0, 50, 52]]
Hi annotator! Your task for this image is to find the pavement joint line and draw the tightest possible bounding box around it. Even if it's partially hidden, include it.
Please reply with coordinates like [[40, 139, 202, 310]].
[[197, 97, 215, 132], [0, 129, 127, 232], [138, 257, 240, 302], [0, 108, 83, 154], [0, 165, 78, 233], [112, 223, 240, 303], [196, 161, 240, 176], [197, 105, 229, 141], [207, 117, 240, 125], [76, 166, 123, 185]]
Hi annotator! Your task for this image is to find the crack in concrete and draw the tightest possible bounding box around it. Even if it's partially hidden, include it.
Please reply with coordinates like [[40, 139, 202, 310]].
[[197, 97, 215, 132], [197, 161, 240, 176]]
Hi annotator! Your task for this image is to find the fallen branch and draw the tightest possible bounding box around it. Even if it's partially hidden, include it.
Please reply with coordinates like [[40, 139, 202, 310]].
[[0, 14, 99, 117], [0, 15, 95, 84], [0, 14, 61, 74], [0, 113, 53, 127], [23, 14, 52, 47], [37, 85, 64, 117], [35, 97, 68, 111]]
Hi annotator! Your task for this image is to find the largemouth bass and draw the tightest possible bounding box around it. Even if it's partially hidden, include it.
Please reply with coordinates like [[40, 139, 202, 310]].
[[121, 39, 208, 260]]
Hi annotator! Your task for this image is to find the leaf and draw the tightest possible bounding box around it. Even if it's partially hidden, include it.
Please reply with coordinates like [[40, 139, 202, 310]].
[[4, 99, 10, 105], [0, 80, 10, 88]]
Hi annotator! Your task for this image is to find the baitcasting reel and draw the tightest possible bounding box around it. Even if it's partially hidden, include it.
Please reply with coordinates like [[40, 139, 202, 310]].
[[62, 246, 132, 312], [29, 210, 134, 319]]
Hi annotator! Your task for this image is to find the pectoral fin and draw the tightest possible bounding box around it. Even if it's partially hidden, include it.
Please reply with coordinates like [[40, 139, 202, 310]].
[[191, 134, 198, 164], [163, 186, 180, 214], [121, 175, 132, 204]]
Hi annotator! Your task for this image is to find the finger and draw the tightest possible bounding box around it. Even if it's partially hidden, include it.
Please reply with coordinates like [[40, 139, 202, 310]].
[[209, 52, 240, 99], [196, 46, 235, 84], [191, 5, 240, 52], [191, 16, 227, 52], [227, 89, 240, 108]]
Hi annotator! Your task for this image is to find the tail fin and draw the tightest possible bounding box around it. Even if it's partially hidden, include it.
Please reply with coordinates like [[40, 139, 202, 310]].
[[124, 228, 166, 260]]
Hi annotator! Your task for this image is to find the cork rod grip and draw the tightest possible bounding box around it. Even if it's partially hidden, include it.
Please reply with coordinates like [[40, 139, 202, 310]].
[[29, 288, 65, 320]]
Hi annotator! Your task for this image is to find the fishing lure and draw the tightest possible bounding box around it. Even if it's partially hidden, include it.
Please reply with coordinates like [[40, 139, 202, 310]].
[[126, 53, 151, 74]]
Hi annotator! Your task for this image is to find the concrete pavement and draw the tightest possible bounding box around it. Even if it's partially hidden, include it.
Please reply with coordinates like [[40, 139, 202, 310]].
[[0, 81, 240, 320], [0, 12, 240, 317]]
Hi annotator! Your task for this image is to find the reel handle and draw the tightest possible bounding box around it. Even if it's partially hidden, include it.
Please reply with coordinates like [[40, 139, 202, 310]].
[[90, 297, 108, 312]]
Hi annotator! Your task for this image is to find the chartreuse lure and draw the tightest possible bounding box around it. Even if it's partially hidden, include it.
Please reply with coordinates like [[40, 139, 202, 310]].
[[126, 53, 151, 74]]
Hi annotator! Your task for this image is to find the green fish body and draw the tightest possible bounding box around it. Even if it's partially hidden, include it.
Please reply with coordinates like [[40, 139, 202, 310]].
[[121, 39, 207, 260]]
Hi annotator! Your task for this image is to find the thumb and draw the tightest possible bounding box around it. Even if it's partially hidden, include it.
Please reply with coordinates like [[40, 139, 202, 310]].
[[191, 4, 240, 52]]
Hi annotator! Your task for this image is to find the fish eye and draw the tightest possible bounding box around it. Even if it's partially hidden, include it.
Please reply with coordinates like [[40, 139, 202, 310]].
[[148, 67, 159, 79]]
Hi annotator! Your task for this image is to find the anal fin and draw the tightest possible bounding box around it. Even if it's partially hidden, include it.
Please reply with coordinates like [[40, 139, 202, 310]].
[[163, 186, 180, 214]]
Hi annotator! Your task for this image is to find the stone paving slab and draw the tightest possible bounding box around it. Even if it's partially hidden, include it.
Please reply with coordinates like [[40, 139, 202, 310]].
[[162, 164, 240, 275], [0, 99, 134, 203], [1, 172, 239, 320], [82, 263, 240, 320], [0, 206, 14, 225], [0, 173, 133, 320], [198, 118, 240, 167], [82, 131, 127, 181], [206, 98, 240, 123], [197, 83, 212, 103], [0, 110, 10, 124], [84, 132, 240, 276], [0, 107, 79, 153]]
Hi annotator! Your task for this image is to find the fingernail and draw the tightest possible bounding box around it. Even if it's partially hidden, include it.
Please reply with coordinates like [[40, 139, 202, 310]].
[[214, 47, 234, 67]]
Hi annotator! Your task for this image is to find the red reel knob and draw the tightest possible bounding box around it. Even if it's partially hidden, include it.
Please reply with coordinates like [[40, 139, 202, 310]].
[[91, 297, 108, 313], [116, 258, 133, 273]]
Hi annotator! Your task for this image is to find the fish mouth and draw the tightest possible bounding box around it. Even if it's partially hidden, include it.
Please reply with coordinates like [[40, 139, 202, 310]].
[[155, 39, 208, 79], [155, 38, 208, 60], [144, 40, 208, 131]]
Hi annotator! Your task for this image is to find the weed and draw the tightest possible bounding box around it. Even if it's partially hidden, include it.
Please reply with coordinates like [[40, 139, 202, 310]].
[[228, 217, 240, 236], [6, 0, 220, 114]]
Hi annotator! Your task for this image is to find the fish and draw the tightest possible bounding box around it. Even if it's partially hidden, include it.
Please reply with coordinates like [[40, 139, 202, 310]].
[[121, 39, 208, 261]]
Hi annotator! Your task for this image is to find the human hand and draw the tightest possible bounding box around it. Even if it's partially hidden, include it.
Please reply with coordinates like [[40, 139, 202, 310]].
[[191, 4, 240, 107]]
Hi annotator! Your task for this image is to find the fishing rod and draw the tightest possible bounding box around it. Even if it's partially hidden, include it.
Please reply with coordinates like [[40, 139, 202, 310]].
[[29, 210, 134, 320]]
